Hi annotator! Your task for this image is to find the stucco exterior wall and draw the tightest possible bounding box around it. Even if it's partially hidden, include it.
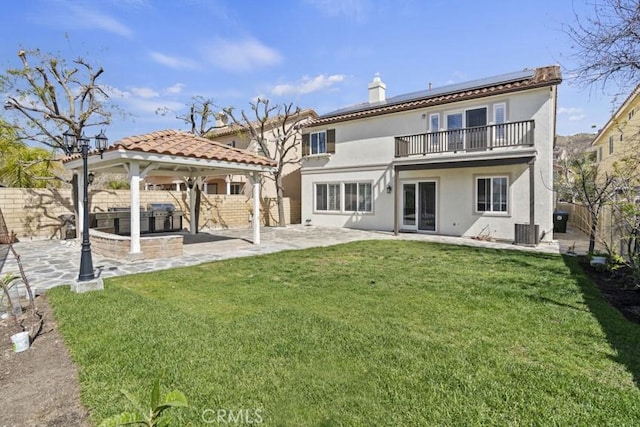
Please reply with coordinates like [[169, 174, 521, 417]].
[[301, 86, 557, 242]]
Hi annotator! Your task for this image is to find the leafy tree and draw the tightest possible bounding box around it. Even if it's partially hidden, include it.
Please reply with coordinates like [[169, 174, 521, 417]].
[[0, 120, 62, 188], [224, 99, 307, 226], [564, 0, 640, 93]]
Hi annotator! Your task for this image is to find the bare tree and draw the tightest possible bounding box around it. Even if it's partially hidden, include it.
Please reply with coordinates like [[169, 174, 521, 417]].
[[564, 0, 640, 93], [156, 96, 222, 136], [224, 99, 306, 226], [1, 49, 115, 220], [1, 49, 112, 152], [557, 151, 617, 253]]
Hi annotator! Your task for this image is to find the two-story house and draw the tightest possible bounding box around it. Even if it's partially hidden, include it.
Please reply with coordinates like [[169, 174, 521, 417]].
[[301, 66, 562, 244], [208, 108, 318, 202], [591, 84, 640, 175]]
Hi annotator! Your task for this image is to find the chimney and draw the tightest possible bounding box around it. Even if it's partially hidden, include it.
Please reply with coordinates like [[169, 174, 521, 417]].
[[368, 73, 386, 104]]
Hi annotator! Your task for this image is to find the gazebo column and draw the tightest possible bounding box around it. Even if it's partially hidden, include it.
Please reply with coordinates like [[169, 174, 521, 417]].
[[189, 180, 197, 235], [76, 171, 85, 238], [250, 172, 261, 245], [129, 161, 142, 256]]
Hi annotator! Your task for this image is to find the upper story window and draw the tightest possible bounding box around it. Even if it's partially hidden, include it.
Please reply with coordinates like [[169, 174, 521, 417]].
[[429, 113, 439, 132], [494, 103, 506, 139], [609, 135, 614, 155], [597, 146, 603, 162], [302, 129, 336, 156], [311, 131, 326, 154]]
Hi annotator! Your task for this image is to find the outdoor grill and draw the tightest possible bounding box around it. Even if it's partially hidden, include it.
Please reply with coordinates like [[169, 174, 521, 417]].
[[92, 203, 183, 236], [147, 203, 183, 233]]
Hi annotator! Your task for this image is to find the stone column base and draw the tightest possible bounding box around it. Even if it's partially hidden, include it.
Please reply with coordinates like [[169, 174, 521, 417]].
[[71, 277, 104, 293]]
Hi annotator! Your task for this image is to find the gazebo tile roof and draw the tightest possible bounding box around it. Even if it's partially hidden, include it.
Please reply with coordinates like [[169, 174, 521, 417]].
[[63, 129, 276, 167]]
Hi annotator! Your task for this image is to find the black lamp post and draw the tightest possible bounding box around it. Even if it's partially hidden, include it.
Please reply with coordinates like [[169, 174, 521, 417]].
[[63, 128, 109, 282]]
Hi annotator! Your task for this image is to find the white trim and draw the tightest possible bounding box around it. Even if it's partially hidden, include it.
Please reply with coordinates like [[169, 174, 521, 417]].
[[474, 174, 510, 216], [399, 180, 438, 233], [429, 113, 440, 132], [314, 182, 342, 213], [343, 181, 374, 214], [310, 130, 328, 155]]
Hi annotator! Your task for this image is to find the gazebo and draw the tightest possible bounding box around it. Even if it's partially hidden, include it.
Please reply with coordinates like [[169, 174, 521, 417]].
[[63, 129, 277, 256]]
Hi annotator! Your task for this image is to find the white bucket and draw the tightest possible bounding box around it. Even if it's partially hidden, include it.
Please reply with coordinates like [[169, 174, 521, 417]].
[[11, 331, 30, 353]]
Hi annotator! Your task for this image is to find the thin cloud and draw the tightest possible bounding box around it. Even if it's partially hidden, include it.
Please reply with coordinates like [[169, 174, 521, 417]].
[[131, 87, 159, 98], [558, 107, 583, 115], [558, 107, 586, 122], [66, 4, 134, 38], [271, 74, 346, 96], [304, 0, 368, 22], [203, 38, 282, 72], [164, 83, 186, 95], [149, 52, 200, 70]]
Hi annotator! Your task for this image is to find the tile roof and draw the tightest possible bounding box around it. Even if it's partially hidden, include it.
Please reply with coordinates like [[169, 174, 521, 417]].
[[63, 129, 277, 167], [308, 65, 562, 127]]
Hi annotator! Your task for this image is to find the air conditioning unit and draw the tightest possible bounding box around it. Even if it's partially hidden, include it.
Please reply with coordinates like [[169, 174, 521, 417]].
[[514, 223, 539, 245]]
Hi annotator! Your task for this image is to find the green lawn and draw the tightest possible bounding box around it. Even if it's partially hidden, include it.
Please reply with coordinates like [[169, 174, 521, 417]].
[[48, 240, 640, 426]]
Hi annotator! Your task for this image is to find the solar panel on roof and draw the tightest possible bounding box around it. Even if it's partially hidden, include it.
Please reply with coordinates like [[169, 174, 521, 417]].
[[319, 68, 536, 119]]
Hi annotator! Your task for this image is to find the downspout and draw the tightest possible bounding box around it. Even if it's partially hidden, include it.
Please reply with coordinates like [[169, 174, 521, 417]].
[[393, 165, 399, 236], [529, 158, 536, 245]]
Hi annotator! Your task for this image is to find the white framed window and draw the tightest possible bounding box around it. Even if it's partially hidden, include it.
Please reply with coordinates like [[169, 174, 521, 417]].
[[476, 176, 508, 213], [429, 113, 440, 132], [609, 135, 614, 155], [311, 131, 327, 155], [315, 183, 341, 211], [344, 182, 372, 212], [598, 146, 603, 162], [230, 183, 242, 195], [494, 103, 506, 139]]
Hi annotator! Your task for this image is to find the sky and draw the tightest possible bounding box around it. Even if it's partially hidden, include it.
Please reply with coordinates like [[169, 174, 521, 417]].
[[0, 0, 624, 143]]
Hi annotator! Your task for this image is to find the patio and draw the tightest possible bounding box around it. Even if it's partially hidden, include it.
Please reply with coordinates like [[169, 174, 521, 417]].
[[0, 225, 588, 293]]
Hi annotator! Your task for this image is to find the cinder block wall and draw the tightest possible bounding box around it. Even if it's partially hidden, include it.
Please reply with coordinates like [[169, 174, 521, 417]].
[[0, 188, 298, 240]]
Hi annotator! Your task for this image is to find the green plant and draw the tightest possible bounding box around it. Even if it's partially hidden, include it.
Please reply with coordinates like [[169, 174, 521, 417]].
[[99, 379, 188, 427]]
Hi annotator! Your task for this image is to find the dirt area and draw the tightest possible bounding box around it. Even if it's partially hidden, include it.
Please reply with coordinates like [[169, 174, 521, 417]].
[[0, 257, 638, 427], [578, 256, 640, 324], [0, 294, 90, 427]]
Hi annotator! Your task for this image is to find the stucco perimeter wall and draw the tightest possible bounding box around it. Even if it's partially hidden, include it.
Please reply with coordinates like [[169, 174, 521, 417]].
[[0, 187, 297, 240]]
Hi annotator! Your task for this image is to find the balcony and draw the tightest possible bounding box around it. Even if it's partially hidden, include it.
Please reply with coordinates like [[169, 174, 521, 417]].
[[395, 120, 534, 158]]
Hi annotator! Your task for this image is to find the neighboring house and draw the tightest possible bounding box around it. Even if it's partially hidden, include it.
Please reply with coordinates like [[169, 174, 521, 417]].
[[144, 109, 317, 204], [591, 84, 640, 175], [207, 108, 318, 203], [301, 66, 562, 244]]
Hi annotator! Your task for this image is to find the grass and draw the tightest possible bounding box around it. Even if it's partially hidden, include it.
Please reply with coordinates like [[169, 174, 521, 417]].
[[48, 240, 640, 426]]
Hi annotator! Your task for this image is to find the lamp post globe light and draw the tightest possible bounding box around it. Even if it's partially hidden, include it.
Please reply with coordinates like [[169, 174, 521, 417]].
[[63, 128, 109, 283]]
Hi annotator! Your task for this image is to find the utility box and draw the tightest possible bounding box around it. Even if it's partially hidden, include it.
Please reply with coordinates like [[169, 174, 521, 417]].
[[553, 211, 569, 233], [514, 223, 540, 245]]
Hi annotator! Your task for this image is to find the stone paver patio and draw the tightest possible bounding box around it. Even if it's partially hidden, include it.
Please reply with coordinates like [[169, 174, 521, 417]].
[[0, 225, 588, 293]]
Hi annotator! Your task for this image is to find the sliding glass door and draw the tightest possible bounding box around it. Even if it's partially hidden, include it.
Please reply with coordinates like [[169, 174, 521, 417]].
[[402, 181, 436, 232]]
